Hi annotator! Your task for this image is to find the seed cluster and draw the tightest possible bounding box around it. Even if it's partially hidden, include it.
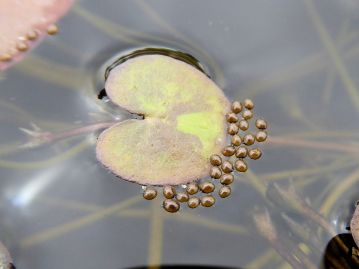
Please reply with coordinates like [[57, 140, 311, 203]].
[[142, 99, 267, 213]]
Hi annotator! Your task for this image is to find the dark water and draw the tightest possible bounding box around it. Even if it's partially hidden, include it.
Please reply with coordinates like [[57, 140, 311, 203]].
[[1, 0, 359, 268]]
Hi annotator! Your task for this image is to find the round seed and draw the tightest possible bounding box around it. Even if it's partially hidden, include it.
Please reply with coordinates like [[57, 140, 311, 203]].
[[186, 182, 199, 195], [210, 154, 222, 166], [243, 134, 255, 145], [231, 101, 242, 113], [248, 148, 262, 160], [176, 192, 189, 202], [231, 135, 242, 146], [256, 119, 267, 129], [227, 123, 239, 135], [222, 146, 236, 157], [226, 112, 238, 123], [16, 41, 28, 52], [163, 186, 176, 199], [242, 110, 253, 120], [219, 186, 231, 198], [0, 54, 12, 62], [256, 131, 267, 142], [47, 24, 59, 35], [199, 182, 215, 193], [220, 174, 234, 185], [235, 147, 248, 158], [235, 160, 247, 172], [244, 99, 254, 110], [238, 120, 249, 131], [26, 30, 38, 40], [201, 195, 216, 207], [210, 166, 222, 179], [188, 197, 200, 208], [163, 199, 180, 213], [221, 161, 234, 173], [143, 188, 157, 200]]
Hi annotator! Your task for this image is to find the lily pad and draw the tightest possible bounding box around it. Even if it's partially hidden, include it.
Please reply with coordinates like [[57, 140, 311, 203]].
[[96, 55, 230, 186]]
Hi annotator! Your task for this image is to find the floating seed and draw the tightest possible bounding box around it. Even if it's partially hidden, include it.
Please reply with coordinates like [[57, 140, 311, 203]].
[[26, 30, 38, 40], [238, 120, 249, 131], [188, 197, 200, 208], [219, 186, 231, 198], [235, 160, 247, 172], [210, 154, 222, 166], [47, 24, 59, 35], [220, 174, 234, 185], [176, 192, 189, 202], [210, 166, 222, 179], [163, 199, 180, 213], [256, 119, 267, 129], [243, 134, 255, 145], [0, 54, 12, 62], [163, 186, 176, 199], [256, 131, 267, 142], [248, 148, 262, 160], [242, 110, 253, 120], [200, 182, 215, 193], [222, 146, 236, 157], [231, 135, 242, 146], [235, 147, 248, 158], [231, 101, 242, 113], [221, 160, 234, 173], [243, 99, 254, 110], [201, 195, 216, 207], [226, 112, 238, 123], [16, 41, 28, 52], [227, 123, 239, 135], [186, 182, 199, 195], [143, 188, 157, 200]]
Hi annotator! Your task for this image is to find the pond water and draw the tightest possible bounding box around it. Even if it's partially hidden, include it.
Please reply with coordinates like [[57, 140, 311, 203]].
[[1, 0, 359, 268]]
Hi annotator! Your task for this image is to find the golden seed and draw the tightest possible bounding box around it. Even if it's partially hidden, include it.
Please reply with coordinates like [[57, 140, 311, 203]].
[[256, 119, 267, 129], [188, 197, 200, 208], [143, 188, 157, 200], [220, 174, 234, 185], [26, 30, 38, 40], [242, 110, 253, 120], [244, 99, 254, 110], [238, 120, 249, 131], [222, 146, 236, 157], [231, 135, 242, 146], [243, 134, 255, 145], [163, 186, 176, 199], [235, 160, 247, 172], [227, 123, 239, 135], [235, 147, 248, 158], [16, 42, 28, 52], [226, 112, 238, 123], [201, 195, 216, 207], [199, 182, 215, 193], [186, 182, 199, 195], [0, 53, 12, 62], [210, 166, 222, 179], [221, 160, 234, 173], [210, 154, 222, 166], [219, 186, 231, 198], [231, 101, 242, 113], [47, 24, 59, 35], [176, 192, 189, 202], [163, 199, 180, 213], [248, 148, 262, 160], [256, 131, 267, 142]]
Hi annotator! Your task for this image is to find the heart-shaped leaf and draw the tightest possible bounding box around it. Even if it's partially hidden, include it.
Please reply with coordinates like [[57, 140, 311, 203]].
[[96, 55, 230, 185]]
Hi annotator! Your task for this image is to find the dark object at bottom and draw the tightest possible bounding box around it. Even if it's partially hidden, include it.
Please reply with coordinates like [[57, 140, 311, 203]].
[[126, 265, 240, 269]]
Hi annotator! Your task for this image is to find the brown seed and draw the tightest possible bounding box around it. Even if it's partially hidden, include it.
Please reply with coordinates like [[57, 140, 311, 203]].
[[199, 182, 215, 193], [47, 24, 59, 35], [227, 123, 239, 135], [244, 99, 254, 110], [248, 148, 262, 160], [231, 101, 242, 113], [220, 174, 234, 185], [242, 110, 253, 120], [186, 182, 199, 195], [163, 199, 180, 213], [176, 192, 189, 202], [163, 186, 176, 199], [226, 112, 238, 123], [0, 54, 12, 62], [255, 119, 267, 129], [210, 154, 222, 166], [243, 134, 255, 145], [238, 120, 249, 131], [26, 30, 38, 40], [235, 160, 247, 172], [231, 135, 242, 146], [221, 160, 234, 173], [16, 42, 28, 52], [222, 146, 236, 157], [235, 147, 248, 158], [256, 131, 267, 142], [210, 166, 222, 179], [188, 197, 200, 208], [219, 186, 232, 198], [201, 195, 216, 207], [143, 188, 157, 200]]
